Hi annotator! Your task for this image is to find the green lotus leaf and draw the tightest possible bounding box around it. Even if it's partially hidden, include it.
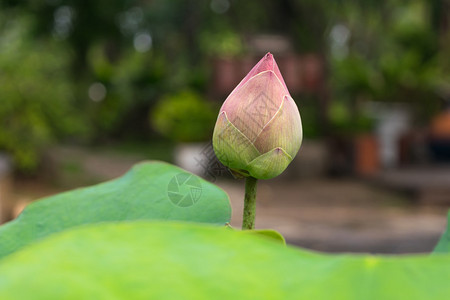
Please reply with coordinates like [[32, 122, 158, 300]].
[[244, 229, 286, 245], [433, 210, 450, 254], [0, 222, 448, 299], [0, 161, 231, 259]]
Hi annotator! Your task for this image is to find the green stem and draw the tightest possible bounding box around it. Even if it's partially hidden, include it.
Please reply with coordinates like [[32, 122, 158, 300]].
[[242, 176, 258, 230]]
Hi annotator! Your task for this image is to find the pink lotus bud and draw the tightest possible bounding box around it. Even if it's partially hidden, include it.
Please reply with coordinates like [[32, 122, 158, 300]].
[[213, 53, 302, 179]]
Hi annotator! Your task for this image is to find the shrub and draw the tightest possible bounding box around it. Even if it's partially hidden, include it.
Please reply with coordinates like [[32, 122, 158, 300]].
[[151, 90, 217, 142], [0, 13, 86, 171]]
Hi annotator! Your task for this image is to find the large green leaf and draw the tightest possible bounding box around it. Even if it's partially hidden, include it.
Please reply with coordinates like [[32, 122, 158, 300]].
[[0, 222, 448, 299], [244, 229, 286, 245], [433, 210, 450, 254], [0, 161, 231, 259]]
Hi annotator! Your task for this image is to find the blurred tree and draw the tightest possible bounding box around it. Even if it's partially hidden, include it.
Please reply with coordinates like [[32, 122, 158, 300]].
[[0, 10, 86, 170], [0, 0, 332, 142], [328, 0, 447, 131], [0, 0, 448, 166]]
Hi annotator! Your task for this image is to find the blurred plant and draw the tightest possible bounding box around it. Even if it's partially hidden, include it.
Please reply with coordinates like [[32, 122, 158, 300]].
[[328, 0, 444, 129], [151, 90, 217, 143], [328, 101, 373, 135], [3, 0, 447, 145], [86, 44, 167, 139], [199, 29, 244, 57], [0, 12, 86, 171], [0, 0, 336, 144]]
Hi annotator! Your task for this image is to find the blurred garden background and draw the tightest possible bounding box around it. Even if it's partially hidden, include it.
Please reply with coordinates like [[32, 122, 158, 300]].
[[1, 0, 450, 253]]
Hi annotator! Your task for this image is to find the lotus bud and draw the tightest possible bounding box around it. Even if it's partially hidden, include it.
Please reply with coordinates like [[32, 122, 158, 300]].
[[213, 53, 302, 180]]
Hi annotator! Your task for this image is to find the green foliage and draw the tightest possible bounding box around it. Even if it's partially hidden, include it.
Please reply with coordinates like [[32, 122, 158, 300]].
[[244, 229, 286, 245], [0, 12, 86, 170], [151, 90, 218, 142], [328, 101, 374, 135], [2, 0, 448, 147], [433, 211, 450, 254], [199, 29, 244, 57], [0, 221, 448, 299], [329, 0, 443, 125], [0, 161, 231, 259], [86, 46, 168, 137]]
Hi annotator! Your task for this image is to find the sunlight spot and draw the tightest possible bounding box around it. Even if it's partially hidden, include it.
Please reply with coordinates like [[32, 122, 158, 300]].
[[365, 256, 379, 268], [133, 32, 152, 53], [88, 82, 107, 102], [210, 0, 230, 14]]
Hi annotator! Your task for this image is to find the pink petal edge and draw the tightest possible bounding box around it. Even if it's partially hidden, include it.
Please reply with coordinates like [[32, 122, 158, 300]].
[[229, 53, 289, 99]]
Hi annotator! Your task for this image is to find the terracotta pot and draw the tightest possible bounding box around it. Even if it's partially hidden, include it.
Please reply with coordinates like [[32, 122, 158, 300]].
[[428, 108, 450, 162], [354, 135, 379, 176]]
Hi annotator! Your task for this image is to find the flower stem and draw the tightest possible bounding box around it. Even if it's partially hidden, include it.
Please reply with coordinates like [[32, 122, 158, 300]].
[[242, 176, 258, 230]]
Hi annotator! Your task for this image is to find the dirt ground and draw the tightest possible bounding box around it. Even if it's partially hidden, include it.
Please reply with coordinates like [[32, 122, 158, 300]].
[[217, 178, 448, 254]]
